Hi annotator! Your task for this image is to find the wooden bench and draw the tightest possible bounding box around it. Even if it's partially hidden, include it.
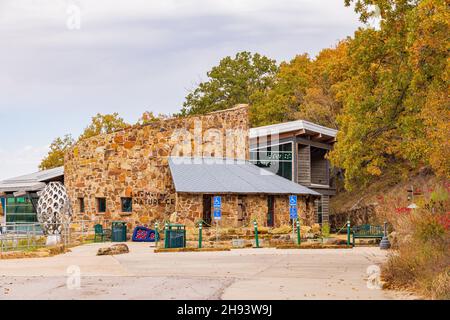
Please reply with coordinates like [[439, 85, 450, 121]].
[[352, 224, 384, 246]]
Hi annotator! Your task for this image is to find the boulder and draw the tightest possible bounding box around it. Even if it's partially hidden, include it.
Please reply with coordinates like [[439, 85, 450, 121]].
[[97, 244, 129, 256]]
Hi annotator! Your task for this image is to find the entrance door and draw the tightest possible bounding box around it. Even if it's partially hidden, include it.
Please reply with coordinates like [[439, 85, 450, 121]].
[[203, 195, 212, 226], [237, 195, 247, 227], [267, 196, 275, 227]]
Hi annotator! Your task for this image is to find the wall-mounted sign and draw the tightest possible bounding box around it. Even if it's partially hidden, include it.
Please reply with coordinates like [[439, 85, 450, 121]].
[[133, 191, 175, 206], [250, 151, 293, 162]]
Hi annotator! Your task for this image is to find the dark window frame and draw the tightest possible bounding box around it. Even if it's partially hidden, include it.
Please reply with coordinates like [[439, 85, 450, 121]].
[[96, 197, 107, 213], [121, 197, 133, 213], [78, 198, 85, 213]]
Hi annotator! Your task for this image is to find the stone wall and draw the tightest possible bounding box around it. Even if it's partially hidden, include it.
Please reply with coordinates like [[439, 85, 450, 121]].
[[175, 193, 315, 228], [64, 105, 249, 228]]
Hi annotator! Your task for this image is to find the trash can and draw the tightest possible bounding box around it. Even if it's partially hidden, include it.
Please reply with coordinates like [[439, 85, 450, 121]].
[[164, 224, 186, 249], [111, 221, 127, 242]]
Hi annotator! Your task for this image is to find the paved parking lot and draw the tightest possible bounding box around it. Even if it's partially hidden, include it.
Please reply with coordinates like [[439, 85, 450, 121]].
[[0, 243, 416, 300]]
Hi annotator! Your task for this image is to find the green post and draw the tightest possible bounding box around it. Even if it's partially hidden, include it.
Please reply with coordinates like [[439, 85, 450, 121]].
[[164, 222, 169, 249], [347, 220, 351, 247], [253, 220, 260, 248], [296, 218, 301, 246], [198, 221, 203, 249]]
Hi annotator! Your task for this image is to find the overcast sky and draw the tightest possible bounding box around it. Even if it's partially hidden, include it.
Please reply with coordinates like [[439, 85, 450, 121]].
[[0, 0, 362, 180]]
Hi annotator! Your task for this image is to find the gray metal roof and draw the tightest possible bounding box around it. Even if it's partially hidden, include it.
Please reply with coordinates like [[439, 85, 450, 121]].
[[0, 166, 64, 193], [250, 120, 338, 139], [169, 157, 320, 195]]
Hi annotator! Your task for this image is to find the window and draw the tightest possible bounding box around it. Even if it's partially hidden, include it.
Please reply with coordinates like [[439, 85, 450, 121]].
[[202, 195, 212, 226], [4, 196, 38, 225], [267, 195, 275, 227], [97, 198, 106, 213], [78, 198, 85, 213], [250, 142, 293, 181], [121, 197, 132, 213], [315, 198, 323, 224]]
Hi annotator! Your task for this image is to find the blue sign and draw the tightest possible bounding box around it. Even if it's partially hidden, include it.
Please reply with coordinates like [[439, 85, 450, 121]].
[[213, 209, 222, 220], [289, 195, 297, 207], [289, 206, 298, 219], [213, 196, 222, 208]]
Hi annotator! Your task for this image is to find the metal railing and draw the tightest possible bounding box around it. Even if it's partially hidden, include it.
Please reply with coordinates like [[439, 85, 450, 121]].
[[0, 220, 117, 253]]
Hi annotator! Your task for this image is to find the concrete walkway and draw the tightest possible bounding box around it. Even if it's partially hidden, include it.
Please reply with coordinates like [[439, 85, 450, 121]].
[[0, 243, 416, 300]]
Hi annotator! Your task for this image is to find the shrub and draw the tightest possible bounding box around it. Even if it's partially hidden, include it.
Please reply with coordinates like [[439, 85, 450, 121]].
[[322, 223, 331, 238], [380, 182, 450, 299]]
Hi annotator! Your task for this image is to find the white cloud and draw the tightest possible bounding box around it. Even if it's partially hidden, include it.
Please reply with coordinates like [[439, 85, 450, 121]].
[[0, 0, 361, 179], [0, 145, 49, 180]]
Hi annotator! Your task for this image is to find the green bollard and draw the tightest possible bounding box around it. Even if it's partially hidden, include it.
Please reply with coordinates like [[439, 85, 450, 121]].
[[198, 221, 203, 249], [253, 220, 260, 248], [296, 218, 301, 246], [164, 222, 169, 249], [347, 220, 351, 247]]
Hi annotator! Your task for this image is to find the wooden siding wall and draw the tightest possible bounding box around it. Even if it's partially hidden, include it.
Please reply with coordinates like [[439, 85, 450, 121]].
[[297, 144, 311, 185], [311, 157, 328, 185]]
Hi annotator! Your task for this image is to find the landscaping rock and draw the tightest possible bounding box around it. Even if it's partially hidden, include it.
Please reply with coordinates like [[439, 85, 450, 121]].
[[97, 244, 129, 256], [279, 234, 291, 241]]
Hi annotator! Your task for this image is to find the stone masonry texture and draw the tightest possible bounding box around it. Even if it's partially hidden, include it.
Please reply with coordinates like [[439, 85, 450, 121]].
[[64, 105, 316, 232]]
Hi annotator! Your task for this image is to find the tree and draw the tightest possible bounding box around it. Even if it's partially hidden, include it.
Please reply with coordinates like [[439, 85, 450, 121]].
[[406, 0, 450, 178], [79, 113, 129, 140], [250, 54, 313, 126], [329, 0, 449, 190], [39, 135, 75, 170], [250, 41, 351, 128], [180, 52, 278, 116], [298, 40, 351, 128], [138, 111, 172, 125]]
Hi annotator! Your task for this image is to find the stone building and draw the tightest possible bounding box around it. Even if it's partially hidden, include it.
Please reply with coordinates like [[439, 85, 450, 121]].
[[64, 105, 320, 229]]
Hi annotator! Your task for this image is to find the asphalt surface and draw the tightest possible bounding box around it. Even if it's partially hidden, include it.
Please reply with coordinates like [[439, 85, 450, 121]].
[[0, 243, 416, 300]]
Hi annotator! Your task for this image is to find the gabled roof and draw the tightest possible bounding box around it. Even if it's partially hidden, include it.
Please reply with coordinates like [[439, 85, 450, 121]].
[[250, 120, 338, 140], [0, 167, 64, 193], [169, 157, 320, 196]]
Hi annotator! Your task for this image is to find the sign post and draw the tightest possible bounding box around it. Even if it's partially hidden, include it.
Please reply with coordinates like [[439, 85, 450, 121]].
[[289, 195, 298, 241], [213, 196, 222, 243]]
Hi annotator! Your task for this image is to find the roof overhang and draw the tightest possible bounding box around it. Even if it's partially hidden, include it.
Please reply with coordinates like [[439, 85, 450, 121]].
[[0, 167, 64, 194], [250, 120, 338, 143]]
